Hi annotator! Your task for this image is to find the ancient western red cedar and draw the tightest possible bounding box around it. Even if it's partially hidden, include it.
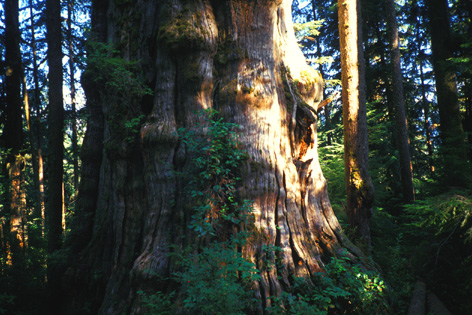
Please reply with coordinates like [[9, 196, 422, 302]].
[[384, 0, 415, 203], [338, 0, 375, 253], [64, 0, 371, 313]]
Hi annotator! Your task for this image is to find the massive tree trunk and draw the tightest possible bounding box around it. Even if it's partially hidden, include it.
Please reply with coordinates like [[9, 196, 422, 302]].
[[65, 0, 366, 313], [338, 0, 375, 253]]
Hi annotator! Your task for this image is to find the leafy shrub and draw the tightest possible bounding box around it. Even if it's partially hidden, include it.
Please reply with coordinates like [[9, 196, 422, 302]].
[[0, 294, 15, 315], [140, 110, 259, 314], [267, 253, 387, 314], [371, 209, 414, 314], [176, 110, 259, 314], [137, 290, 174, 315], [174, 242, 260, 315], [178, 109, 250, 238]]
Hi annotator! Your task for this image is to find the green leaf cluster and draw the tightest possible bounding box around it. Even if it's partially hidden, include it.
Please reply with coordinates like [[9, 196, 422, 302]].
[[293, 20, 324, 43], [136, 291, 175, 315], [173, 242, 260, 315], [84, 41, 152, 97], [123, 114, 145, 143], [178, 109, 250, 237], [267, 253, 388, 314]]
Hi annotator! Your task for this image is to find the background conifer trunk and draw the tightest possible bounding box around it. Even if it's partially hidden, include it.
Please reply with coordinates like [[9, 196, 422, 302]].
[[4, 0, 26, 264], [45, 0, 64, 308], [385, 0, 415, 203], [427, 0, 469, 185], [338, 0, 375, 252]]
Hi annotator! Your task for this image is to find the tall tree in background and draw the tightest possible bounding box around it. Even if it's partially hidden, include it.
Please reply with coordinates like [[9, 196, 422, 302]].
[[412, 0, 435, 173], [45, 0, 64, 302], [28, 0, 46, 234], [63, 0, 370, 313], [67, 0, 79, 191], [427, 0, 468, 186], [338, 0, 375, 252], [4, 0, 26, 263], [310, 0, 332, 145], [67, 0, 105, 256], [385, 0, 415, 203]]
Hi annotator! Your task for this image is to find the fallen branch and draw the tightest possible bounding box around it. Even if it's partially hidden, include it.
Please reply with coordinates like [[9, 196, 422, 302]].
[[316, 91, 341, 111], [407, 280, 426, 315]]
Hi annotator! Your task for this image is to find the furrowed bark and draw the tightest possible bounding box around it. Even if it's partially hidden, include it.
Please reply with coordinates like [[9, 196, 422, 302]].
[[64, 1, 370, 313]]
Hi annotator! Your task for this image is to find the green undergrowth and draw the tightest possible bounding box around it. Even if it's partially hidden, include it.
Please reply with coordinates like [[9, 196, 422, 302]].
[[176, 109, 251, 238], [267, 253, 387, 314], [401, 191, 472, 314], [318, 134, 472, 313], [371, 191, 472, 314], [84, 41, 152, 151]]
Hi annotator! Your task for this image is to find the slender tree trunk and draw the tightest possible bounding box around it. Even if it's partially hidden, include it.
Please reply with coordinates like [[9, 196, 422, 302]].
[[385, 0, 415, 203], [412, 0, 435, 172], [68, 0, 79, 191], [419, 60, 435, 172], [22, 74, 35, 247], [24, 0, 40, 233], [66, 0, 106, 258], [372, 23, 394, 116], [28, 0, 46, 235], [46, 0, 64, 253], [62, 181, 66, 231], [463, 1, 472, 167], [338, 0, 375, 253], [46, 0, 64, 306], [427, 0, 469, 186], [64, 0, 369, 313], [465, 82, 472, 163], [4, 0, 26, 264]]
